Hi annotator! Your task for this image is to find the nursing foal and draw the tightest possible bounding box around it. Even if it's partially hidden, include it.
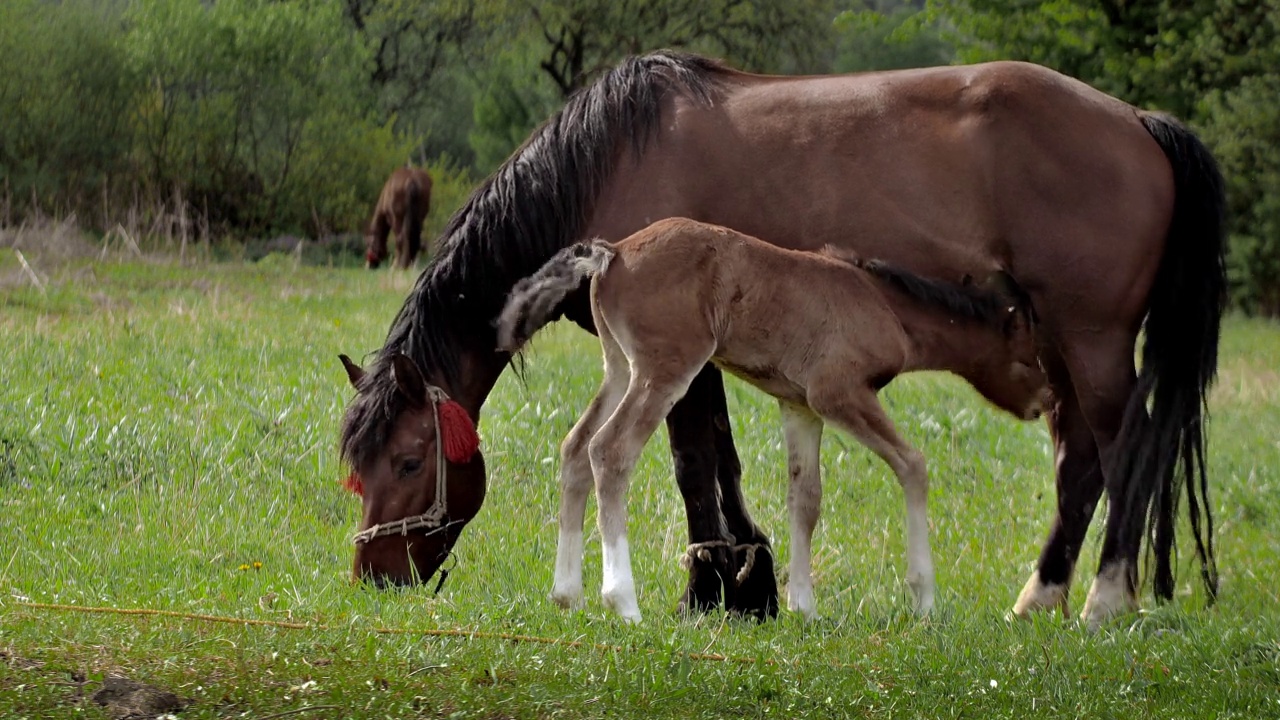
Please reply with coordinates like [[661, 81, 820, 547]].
[[497, 218, 1052, 622]]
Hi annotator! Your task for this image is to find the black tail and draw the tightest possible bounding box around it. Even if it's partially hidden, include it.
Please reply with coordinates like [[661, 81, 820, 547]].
[[495, 240, 616, 352], [1117, 112, 1227, 603], [400, 179, 426, 269]]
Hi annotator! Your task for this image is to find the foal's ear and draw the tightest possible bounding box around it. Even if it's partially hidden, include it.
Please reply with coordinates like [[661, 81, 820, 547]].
[[339, 354, 365, 388], [391, 353, 428, 407]]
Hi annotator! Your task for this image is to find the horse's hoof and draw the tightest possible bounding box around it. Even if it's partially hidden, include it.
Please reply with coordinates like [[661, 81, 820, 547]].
[[1080, 562, 1137, 631], [1011, 571, 1069, 619], [726, 542, 780, 621]]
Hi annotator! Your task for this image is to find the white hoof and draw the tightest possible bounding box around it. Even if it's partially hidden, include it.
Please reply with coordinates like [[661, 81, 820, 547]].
[[908, 573, 935, 617], [1080, 562, 1137, 630], [786, 583, 818, 621], [549, 585, 583, 609], [1011, 571, 1069, 619], [601, 586, 642, 623]]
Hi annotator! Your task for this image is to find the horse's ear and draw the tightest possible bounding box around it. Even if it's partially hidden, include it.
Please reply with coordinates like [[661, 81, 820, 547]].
[[339, 354, 365, 388], [391, 353, 428, 407]]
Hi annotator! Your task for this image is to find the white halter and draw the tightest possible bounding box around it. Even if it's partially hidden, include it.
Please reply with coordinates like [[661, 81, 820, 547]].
[[351, 385, 457, 545]]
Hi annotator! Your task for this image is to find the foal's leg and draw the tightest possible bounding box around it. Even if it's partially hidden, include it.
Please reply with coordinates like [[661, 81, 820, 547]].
[[779, 402, 824, 619], [590, 361, 707, 622], [810, 386, 935, 614], [552, 356, 629, 608], [1013, 354, 1105, 618]]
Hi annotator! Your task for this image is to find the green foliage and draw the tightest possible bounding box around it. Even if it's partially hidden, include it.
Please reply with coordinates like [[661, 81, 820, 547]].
[[493, 0, 838, 97], [0, 0, 137, 222], [468, 39, 563, 174], [832, 5, 953, 73], [1202, 72, 1280, 315], [123, 0, 412, 235]]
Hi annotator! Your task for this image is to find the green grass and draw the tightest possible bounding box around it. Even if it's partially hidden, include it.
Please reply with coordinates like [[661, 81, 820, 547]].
[[2, 253, 1279, 719]]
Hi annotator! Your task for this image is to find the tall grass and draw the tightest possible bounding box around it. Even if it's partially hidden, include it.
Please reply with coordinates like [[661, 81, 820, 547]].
[[1, 253, 1278, 718]]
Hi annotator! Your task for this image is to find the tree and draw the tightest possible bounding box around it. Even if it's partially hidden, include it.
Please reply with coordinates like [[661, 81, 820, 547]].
[[501, 0, 837, 98]]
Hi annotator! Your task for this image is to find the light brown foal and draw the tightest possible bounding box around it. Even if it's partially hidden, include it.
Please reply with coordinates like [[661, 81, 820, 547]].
[[497, 218, 1052, 621]]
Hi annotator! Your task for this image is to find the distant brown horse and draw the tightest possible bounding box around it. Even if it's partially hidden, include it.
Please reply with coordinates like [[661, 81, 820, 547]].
[[337, 52, 1225, 629], [495, 219, 1053, 621], [365, 167, 432, 270]]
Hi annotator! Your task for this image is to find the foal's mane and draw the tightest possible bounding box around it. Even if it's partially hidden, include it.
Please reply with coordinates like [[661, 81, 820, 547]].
[[340, 51, 727, 469], [849, 257, 1022, 328]]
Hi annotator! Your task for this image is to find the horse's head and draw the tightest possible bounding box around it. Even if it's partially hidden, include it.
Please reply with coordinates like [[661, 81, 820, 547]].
[[338, 353, 486, 588], [965, 273, 1054, 422], [364, 240, 386, 270]]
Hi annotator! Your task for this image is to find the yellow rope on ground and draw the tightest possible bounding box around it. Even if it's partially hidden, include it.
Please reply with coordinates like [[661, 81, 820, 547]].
[[15, 601, 776, 667]]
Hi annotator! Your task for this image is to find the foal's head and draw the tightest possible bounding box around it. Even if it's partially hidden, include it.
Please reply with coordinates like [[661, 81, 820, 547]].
[[968, 299, 1053, 421], [338, 353, 486, 588], [935, 270, 1052, 421]]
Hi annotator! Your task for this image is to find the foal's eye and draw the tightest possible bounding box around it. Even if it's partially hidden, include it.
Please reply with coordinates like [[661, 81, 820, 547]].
[[399, 458, 423, 478]]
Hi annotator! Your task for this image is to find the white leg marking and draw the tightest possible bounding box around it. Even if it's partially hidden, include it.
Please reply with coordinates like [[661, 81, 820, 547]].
[[899, 447, 935, 615], [600, 534, 641, 622], [550, 327, 628, 610], [781, 403, 823, 620], [1011, 570, 1069, 618], [1080, 560, 1136, 630]]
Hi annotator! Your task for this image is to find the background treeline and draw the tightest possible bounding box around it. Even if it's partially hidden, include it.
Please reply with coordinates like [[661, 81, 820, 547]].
[[0, 0, 1275, 313]]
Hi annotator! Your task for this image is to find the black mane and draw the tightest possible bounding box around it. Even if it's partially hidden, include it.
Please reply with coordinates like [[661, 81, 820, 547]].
[[340, 50, 727, 469]]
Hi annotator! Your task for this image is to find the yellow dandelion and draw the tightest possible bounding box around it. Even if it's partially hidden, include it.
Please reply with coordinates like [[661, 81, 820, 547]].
[[252, 561, 263, 570], [238, 564, 250, 571]]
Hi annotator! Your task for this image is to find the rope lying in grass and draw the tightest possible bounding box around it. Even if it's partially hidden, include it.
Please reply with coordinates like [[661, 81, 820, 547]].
[[15, 601, 794, 667]]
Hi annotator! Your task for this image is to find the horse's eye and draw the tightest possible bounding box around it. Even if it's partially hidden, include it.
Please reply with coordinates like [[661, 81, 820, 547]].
[[399, 458, 423, 478]]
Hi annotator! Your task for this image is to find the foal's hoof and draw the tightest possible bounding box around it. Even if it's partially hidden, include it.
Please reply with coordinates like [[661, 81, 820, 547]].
[[549, 587, 583, 610], [726, 543, 780, 622], [1080, 563, 1138, 631], [602, 589, 642, 623]]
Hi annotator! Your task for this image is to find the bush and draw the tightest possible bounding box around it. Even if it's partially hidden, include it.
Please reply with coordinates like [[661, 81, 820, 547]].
[[122, 0, 413, 236], [0, 0, 137, 223], [1202, 73, 1280, 316]]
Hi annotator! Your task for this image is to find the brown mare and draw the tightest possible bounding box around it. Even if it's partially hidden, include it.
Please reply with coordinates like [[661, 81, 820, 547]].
[[494, 219, 1053, 621], [337, 52, 1225, 628], [365, 166, 432, 270]]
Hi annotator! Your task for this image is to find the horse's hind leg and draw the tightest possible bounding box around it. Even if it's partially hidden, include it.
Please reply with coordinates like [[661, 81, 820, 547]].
[[1055, 331, 1144, 629], [809, 385, 935, 615], [1013, 353, 1105, 619], [779, 402, 824, 619], [589, 350, 711, 622], [551, 335, 630, 608]]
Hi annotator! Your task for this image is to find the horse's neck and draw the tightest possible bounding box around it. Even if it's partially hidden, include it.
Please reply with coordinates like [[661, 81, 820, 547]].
[[447, 341, 511, 421], [891, 301, 992, 378]]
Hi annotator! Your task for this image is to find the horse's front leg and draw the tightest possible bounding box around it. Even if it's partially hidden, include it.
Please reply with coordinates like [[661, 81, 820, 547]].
[[667, 364, 779, 619]]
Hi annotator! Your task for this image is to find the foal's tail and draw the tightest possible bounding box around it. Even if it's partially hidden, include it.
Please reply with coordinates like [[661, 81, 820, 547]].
[[1119, 111, 1227, 604], [496, 239, 616, 352]]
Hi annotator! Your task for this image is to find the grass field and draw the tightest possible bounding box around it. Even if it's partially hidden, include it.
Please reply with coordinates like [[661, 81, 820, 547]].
[[1, 250, 1279, 719]]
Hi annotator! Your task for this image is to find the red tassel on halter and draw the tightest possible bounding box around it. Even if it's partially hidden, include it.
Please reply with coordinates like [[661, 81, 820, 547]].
[[342, 471, 364, 496], [438, 399, 480, 463]]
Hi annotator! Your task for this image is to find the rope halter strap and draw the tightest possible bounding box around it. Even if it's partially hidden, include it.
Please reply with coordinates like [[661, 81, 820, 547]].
[[351, 386, 455, 545]]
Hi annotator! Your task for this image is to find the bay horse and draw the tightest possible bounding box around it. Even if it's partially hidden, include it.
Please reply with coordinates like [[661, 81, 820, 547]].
[[337, 51, 1225, 629], [495, 219, 1054, 621], [365, 166, 432, 270]]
